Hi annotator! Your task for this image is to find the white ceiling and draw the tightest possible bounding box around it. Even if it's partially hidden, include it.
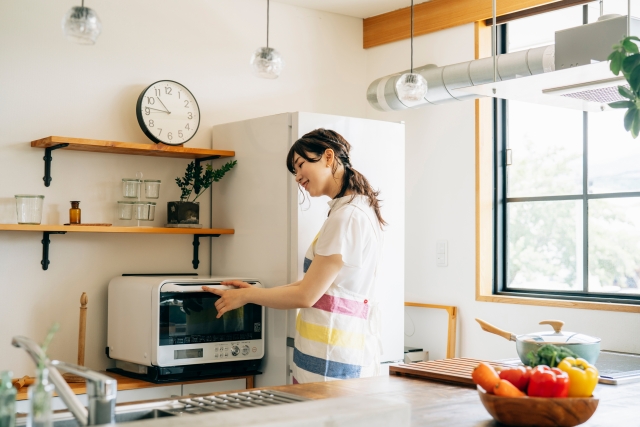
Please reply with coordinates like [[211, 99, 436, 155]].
[[274, 0, 421, 19]]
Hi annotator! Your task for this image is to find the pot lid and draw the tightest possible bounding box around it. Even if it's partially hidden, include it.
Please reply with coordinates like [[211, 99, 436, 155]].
[[518, 320, 601, 345]]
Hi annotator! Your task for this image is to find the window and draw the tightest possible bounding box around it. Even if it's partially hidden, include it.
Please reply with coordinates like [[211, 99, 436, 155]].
[[495, 3, 640, 303]]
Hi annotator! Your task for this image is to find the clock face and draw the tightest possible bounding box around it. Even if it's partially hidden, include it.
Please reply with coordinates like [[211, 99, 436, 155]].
[[136, 80, 200, 146]]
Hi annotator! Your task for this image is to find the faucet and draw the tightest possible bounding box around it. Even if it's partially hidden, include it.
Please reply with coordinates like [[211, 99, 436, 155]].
[[12, 336, 117, 426]]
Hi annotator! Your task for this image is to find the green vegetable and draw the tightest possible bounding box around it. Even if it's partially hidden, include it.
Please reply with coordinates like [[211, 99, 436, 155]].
[[526, 344, 579, 368]]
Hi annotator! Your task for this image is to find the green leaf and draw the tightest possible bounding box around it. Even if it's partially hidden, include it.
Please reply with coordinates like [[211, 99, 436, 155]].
[[609, 100, 635, 109], [629, 66, 640, 91], [624, 107, 636, 131], [619, 85, 635, 99], [622, 54, 640, 74], [623, 38, 640, 54], [632, 109, 640, 138], [628, 36, 640, 42], [610, 51, 624, 75]]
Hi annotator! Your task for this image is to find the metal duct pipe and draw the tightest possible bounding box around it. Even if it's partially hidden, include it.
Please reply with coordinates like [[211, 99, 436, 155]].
[[367, 44, 555, 111]]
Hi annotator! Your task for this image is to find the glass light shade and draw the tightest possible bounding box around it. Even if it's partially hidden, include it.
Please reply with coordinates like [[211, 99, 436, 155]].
[[250, 47, 284, 79], [395, 72, 428, 102], [62, 6, 102, 45]]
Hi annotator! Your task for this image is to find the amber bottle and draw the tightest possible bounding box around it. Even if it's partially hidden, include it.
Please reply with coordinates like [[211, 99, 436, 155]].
[[69, 201, 81, 224]]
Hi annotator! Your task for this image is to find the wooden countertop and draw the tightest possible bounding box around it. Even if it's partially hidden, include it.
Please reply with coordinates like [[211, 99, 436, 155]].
[[16, 372, 255, 401], [256, 374, 640, 426]]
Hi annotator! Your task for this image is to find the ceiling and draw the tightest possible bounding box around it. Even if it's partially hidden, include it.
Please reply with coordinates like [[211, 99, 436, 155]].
[[274, 0, 427, 19]]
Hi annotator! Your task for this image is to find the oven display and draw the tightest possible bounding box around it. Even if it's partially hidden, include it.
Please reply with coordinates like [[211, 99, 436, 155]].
[[174, 349, 203, 359], [159, 292, 262, 346]]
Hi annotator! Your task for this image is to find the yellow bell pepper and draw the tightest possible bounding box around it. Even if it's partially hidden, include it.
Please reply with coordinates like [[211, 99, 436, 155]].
[[557, 357, 599, 397]]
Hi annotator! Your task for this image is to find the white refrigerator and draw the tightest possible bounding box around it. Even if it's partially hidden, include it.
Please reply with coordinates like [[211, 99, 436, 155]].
[[209, 112, 404, 387]]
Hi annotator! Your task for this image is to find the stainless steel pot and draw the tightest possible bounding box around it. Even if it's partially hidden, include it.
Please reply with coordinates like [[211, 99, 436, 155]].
[[475, 318, 601, 365]]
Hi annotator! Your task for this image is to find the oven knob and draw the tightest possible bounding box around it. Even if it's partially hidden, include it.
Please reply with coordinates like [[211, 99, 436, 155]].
[[242, 345, 250, 356], [231, 345, 240, 356]]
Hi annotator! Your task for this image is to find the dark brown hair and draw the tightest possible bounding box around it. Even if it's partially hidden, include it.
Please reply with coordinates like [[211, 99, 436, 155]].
[[286, 128, 386, 227]]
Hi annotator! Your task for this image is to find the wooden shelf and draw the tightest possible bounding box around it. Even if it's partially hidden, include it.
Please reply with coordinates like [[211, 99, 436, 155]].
[[31, 136, 235, 159], [0, 225, 233, 270], [0, 224, 234, 235]]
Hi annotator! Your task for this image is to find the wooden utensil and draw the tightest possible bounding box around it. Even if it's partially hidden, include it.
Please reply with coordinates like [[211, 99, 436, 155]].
[[11, 376, 34, 391], [390, 358, 510, 387], [63, 292, 88, 383], [477, 386, 599, 427]]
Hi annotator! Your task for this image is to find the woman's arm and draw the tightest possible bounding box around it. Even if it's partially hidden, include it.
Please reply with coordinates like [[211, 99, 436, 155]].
[[202, 254, 343, 317]]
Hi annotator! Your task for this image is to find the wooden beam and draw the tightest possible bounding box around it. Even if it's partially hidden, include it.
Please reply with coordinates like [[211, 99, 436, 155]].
[[363, 0, 562, 49], [484, 0, 591, 25]]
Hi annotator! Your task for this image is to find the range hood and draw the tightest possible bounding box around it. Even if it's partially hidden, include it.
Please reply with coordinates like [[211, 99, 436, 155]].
[[367, 14, 638, 112]]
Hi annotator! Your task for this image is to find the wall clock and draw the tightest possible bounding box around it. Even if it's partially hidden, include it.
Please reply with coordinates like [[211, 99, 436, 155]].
[[136, 80, 200, 146]]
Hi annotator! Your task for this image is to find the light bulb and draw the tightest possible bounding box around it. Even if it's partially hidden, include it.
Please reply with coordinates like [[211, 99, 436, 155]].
[[62, 6, 101, 45], [250, 47, 284, 79], [395, 72, 428, 103]]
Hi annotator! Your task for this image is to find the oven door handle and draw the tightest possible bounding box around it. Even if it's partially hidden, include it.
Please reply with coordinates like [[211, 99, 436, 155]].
[[160, 284, 232, 293]]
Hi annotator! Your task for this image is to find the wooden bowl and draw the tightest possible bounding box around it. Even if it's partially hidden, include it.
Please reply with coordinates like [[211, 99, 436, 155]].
[[477, 386, 599, 427]]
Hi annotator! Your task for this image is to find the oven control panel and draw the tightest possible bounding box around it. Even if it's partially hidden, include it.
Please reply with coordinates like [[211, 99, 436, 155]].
[[212, 341, 257, 360]]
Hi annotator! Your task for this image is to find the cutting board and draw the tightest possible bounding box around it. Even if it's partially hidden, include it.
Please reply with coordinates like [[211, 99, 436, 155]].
[[390, 358, 509, 387]]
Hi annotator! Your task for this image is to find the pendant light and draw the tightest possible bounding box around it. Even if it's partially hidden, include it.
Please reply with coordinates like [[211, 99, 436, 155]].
[[396, 0, 428, 102], [62, 0, 102, 45], [250, 0, 285, 79]]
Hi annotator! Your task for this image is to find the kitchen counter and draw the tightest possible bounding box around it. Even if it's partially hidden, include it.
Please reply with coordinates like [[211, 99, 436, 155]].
[[253, 373, 639, 426]]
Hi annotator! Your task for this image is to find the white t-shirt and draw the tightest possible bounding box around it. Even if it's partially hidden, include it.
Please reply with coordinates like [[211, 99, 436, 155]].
[[305, 194, 383, 298]]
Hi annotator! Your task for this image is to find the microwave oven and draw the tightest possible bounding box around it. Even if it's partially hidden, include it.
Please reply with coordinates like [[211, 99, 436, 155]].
[[107, 276, 264, 382]]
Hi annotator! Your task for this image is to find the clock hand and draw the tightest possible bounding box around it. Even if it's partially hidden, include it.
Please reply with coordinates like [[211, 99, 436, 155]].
[[145, 107, 170, 113], [156, 97, 171, 114]]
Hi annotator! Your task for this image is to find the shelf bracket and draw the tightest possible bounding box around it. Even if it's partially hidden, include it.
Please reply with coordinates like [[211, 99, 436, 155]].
[[43, 143, 69, 187], [41, 231, 66, 270], [192, 234, 220, 269], [194, 155, 221, 194]]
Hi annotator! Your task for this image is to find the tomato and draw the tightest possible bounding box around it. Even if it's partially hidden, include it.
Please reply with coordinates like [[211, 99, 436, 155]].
[[498, 366, 531, 391]]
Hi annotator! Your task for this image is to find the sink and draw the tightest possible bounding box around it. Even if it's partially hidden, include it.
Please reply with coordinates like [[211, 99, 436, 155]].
[[17, 390, 308, 427]]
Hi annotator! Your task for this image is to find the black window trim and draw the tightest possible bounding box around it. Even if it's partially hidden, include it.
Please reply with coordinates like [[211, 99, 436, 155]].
[[493, 14, 640, 305]]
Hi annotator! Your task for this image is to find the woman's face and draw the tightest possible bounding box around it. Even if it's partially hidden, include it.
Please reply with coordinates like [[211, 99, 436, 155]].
[[292, 150, 336, 197]]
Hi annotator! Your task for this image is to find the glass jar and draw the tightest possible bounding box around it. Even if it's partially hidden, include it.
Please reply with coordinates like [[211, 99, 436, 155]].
[[133, 202, 148, 221], [69, 201, 81, 224], [15, 195, 44, 225], [27, 367, 53, 427], [143, 180, 161, 199], [122, 179, 141, 198], [117, 201, 134, 220], [0, 371, 16, 427]]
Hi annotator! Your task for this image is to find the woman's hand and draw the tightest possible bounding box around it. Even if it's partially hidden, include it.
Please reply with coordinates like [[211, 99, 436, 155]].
[[201, 281, 252, 318]]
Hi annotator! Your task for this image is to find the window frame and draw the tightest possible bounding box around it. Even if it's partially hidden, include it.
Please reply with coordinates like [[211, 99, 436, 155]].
[[493, 18, 640, 305]]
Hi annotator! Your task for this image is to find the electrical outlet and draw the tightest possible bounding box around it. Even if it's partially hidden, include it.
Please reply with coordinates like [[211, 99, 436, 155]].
[[436, 240, 448, 267]]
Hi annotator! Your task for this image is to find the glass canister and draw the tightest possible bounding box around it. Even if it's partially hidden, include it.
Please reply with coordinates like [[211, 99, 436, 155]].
[[117, 201, 134, 220], [143, 180, 161, 199], [15, 195, 44, 225], [0, 371, 16, 427], [122, 179, 141, 198], [146, 202, 156, 221], [133, 202, 148, 221]]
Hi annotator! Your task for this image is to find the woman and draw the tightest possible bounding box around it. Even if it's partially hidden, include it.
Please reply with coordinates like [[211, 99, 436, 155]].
[[202, 128, 385, 383]]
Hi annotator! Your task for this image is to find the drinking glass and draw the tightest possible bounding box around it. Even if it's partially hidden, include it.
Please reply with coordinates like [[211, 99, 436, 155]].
[[134, 202, 156, 221], [15, 195, 44, 225]]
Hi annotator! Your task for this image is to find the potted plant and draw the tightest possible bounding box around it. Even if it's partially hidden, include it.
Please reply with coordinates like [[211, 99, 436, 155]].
[[608, 36, 640, 137], [168, 160, 237, 225]]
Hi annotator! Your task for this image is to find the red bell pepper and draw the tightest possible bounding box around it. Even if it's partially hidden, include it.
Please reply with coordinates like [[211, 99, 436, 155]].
[[498, 366, 532, 392], [527, 365, 569, 397]]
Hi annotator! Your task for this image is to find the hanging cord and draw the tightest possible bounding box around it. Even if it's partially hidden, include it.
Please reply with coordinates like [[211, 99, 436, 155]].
[[266, 0, 270, 49], [410, 0, 414, 73]]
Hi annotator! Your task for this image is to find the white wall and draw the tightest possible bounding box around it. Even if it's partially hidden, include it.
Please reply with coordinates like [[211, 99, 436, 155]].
[[0, 0, 367, 377], [365, 24, 640, 361]]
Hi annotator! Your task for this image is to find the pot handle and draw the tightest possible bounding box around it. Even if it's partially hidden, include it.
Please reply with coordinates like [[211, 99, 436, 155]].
[[539, 320, 564, 333], [475, 318, 517, 342]]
